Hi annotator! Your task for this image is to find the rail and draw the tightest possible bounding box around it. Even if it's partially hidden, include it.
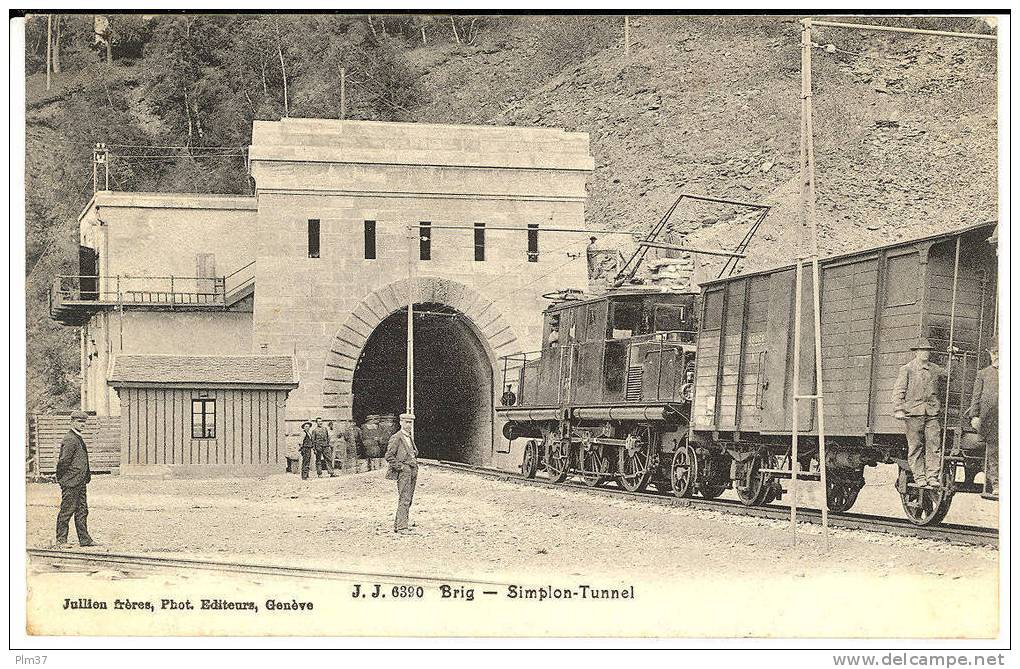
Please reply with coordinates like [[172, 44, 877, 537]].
[[422, 460, 998, 547]]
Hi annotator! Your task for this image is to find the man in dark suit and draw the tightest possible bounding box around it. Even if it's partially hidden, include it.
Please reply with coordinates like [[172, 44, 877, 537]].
[[310, 417, 335, 477], [967, 345, 999, 498], [299, 421, 314, 480], [385, 413, 419, 534], [55, 410, 96, 547]]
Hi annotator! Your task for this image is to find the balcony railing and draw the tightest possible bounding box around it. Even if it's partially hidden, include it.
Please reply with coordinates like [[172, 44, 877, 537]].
[[53, 274, 227, 306]]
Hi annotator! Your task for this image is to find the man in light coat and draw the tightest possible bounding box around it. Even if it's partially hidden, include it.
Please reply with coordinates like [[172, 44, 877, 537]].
[[385, 413, 418, 534], [967, 345, 999, 497], [892, 340, 947, 488], [55, 410, 96, 547]]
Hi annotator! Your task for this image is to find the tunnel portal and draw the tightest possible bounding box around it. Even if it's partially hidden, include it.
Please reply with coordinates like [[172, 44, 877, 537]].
[[351, 304, 493, 464]]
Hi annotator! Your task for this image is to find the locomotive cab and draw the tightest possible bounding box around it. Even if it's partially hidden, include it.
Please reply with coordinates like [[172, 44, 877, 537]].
[[502, 289, 698, 411]]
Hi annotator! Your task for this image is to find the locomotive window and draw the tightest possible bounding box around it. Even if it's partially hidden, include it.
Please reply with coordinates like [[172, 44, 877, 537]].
[[608, 300, 641, 339], [702, 290, 723, 329], [885, 254, 919, 306], [654, 304, 684, 332], [585, 305, 600, 341]]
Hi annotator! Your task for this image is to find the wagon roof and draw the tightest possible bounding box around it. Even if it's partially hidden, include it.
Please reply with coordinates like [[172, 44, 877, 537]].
[[108, 354, 298, 388], [699, 221, 998, 288]]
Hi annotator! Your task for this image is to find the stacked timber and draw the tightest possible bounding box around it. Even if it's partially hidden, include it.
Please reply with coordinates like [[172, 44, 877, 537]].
[[31, 414, 120, 475]]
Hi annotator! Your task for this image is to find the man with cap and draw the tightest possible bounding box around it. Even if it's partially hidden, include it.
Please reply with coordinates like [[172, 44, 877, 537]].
[[299, 421, 314, 480], [310, 417, 335, 478], [55, 410, 96, 546], [967, 345, 999, 497], [892, 339, 948, 488], [385, 413, 418, 534]]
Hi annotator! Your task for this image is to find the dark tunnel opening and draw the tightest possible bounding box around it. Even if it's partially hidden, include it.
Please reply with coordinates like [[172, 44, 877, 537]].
[[351, 304, 493, 464]]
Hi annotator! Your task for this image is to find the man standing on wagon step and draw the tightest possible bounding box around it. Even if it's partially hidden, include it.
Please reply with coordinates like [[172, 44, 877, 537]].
[[55, 411, 97, 547], [385, 413, 418, 534], [967, 345, 998, 498], [892, 340, 947, 488]]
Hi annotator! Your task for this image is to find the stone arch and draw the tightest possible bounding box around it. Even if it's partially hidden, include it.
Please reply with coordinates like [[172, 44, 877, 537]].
[[321, 277, 520, 420]]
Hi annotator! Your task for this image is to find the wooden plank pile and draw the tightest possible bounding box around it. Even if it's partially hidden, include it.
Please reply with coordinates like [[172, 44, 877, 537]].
[[30, 414, 120, 475]]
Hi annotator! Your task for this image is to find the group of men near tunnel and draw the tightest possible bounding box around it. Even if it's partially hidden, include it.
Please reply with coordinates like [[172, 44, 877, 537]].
[[298, 417, 356, 479]]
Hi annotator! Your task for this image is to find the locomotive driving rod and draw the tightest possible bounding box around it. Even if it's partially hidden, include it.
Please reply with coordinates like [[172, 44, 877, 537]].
[[637, 241, 747, 258]]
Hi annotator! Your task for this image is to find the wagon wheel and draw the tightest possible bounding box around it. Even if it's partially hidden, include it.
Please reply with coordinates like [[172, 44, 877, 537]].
[[521, 440, 540, 479], [670, 441, 698, 498], [617, 430, 653, 492], [736, 452, 771, 506], [545, 437, 570, 484], [578, 443, 610, 487], [899, 472, 954, 526], [826, 474, 864, 513]]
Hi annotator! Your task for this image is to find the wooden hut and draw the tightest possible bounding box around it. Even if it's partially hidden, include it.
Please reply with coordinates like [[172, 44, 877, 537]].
[[108, 354, 298, 474]]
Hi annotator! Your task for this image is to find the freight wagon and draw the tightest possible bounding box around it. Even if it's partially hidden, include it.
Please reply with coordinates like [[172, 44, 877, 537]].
[[497, 222, 997, 526], [692, 221, 997, 524]]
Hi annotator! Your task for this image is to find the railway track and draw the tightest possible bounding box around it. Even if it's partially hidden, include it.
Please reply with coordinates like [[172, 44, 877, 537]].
[[27, 547, 508, 587], [422, 459, 999, 547]]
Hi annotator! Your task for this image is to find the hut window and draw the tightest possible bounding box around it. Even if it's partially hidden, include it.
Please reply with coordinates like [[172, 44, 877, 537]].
[[191, 398, 216, 439]]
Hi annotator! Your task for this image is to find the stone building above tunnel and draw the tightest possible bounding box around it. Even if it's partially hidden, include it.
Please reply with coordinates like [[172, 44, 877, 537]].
[[53, 118, 594, 472]]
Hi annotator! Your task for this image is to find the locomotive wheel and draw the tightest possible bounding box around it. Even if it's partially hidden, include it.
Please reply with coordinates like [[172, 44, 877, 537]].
[[521, 440, 540, 479], [617, 432, 652, 493], [578, 445, 610, 487], [545, 439, 570, 484], [698, 483, 728, 499], [899, 473, 954, 526], [736, 453, 771, 506], [670, 442, 698, 498]]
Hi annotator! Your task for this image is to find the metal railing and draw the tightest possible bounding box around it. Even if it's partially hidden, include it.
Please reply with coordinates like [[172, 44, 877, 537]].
[[53, 274, 227, 306], [223, 261, 256, 298]]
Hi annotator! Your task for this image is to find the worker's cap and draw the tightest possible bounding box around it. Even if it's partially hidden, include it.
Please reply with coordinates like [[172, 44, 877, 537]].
[[589, 236, 598, 241], [399, 413, 415, 421], [301, 421, 313, 429], [910, 339, 936, 351], [988, 345, 998, 354], [70, 410, 88, 421], [315, 416, 323, 420]]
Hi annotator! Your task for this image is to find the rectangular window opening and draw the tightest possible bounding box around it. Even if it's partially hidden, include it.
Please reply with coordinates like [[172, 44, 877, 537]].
[[191, 398, 216, 439], [420, 222, 432, 261], [474, 223, 486, 262], [307, 219, 320, 258], [364, 220, 376, 260], [527, 224, 539, 263]]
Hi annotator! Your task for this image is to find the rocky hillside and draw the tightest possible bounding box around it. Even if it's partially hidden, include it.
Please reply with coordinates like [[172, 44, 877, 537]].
[[23, 14, 998, 412]]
